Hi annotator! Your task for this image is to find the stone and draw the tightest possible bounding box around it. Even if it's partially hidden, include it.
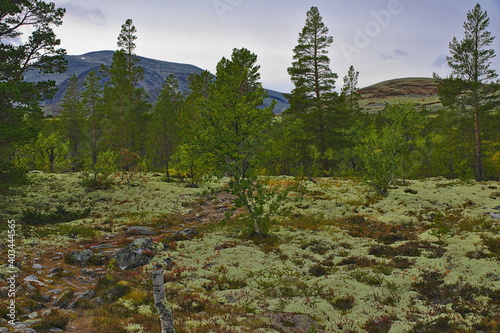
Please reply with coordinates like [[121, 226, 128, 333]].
[[127, 226, 158, 236], [70, 249, 93, 262], [68, 289, 96, 309], [52, 289, 73, 308], [0, 327, 9, 333], [113, 238, 155, 270], [48, 267, 62, 274], [32, 264, 44, 270], [40, 295, 52, 302], [27, 312, 38, 319], [23, 275, 47, 286], [80, 268, 96, 278]]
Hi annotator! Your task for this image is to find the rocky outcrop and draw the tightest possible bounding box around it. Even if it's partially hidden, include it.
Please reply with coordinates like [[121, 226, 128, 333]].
[[113, 238, 156, 270]]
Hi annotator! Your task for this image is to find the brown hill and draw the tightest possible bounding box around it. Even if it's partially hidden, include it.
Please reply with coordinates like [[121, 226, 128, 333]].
[[358, 77, 441, 113]]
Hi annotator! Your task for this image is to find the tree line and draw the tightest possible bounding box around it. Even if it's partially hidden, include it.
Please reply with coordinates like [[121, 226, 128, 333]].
[[1, 3, 499, 199]]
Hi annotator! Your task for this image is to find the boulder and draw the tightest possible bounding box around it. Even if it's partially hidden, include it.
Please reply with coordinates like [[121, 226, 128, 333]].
[[70, 249, 93, 262], [113, 238, 155, 270], [127, 226, 158, 236]]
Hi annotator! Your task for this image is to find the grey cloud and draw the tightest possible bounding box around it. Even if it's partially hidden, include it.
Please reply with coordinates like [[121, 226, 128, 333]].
[[433, 54, 448, 68], [394, 49, 409, 56], [64, 2, 106, 26]]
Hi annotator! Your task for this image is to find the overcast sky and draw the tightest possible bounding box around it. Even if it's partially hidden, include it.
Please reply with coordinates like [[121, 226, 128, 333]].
[[50, 0, 500, 92]]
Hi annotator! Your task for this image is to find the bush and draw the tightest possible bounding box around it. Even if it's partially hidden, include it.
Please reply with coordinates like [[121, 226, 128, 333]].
[[21, 205, 91, 225]]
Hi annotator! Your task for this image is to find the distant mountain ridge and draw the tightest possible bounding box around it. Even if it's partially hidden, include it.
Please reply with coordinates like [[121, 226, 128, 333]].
[[24, 50, 291, 115]]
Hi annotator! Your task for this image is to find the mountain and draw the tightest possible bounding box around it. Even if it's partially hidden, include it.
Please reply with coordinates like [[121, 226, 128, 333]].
[[24, 50, 290, 115], [358, 77, 440, 113]]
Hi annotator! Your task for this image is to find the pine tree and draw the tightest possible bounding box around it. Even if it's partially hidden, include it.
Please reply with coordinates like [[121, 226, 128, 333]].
[[435, 4, 498, 180], [101, 19, 149, 157], [82, 71, 103, 167], [0, 0, 66, 194], [286, 6, 338, 175], [60, 75, 86, 170], [149, 75, 184, 180], [341, 65, 361, 115]]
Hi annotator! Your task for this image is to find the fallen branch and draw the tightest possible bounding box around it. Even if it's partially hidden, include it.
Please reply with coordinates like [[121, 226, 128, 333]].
[[152, 267, 175, 333]]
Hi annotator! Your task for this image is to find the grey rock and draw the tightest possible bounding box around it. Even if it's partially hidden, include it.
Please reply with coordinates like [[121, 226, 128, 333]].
[[23, 275, 47, 286], [32, 264, 44, 270], [49, 289, 62, 294], [27, 312, 38, 319], [49, 328, 63, 332], [14, 329, 37, 333], [52, 289, 73, 308], [127, 226, 158, 236], [40, 295, 52, 302], [68, 289, 96, 308], [80, 268, 96, 278], [0, 327, 9, 332], [113, 238, 155, 270], [48, 267, 62, 274], [70, 249, 93, 262]]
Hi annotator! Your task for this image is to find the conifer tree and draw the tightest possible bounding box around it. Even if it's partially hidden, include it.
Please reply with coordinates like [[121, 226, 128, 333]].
[[82, 71, 103, 167], [435, 3, 498, 180], [0, 0, 66, 194], [341, 65, 361, 115], [60, 75, 86, 170], [286, 6, 338, 175], [149, 75, 184, 180], [101, 19, 149, 156]]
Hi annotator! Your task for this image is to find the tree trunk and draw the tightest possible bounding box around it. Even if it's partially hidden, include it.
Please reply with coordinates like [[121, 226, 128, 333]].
[[152, 268, 175, 333]]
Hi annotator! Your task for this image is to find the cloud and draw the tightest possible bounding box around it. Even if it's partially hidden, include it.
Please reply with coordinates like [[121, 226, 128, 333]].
[[379, 53, 395, 60], [394, 49, 409, 56], [63, 2, 106, 26], [433, 54, 448, 68]]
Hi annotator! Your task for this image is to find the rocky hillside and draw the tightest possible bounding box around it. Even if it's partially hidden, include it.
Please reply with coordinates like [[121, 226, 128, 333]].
[[358, 77, 440, 113], [24, 51, 290, 116]]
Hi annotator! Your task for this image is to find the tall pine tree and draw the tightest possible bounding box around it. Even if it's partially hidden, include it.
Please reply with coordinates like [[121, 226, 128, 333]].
[[286, 6, 338, 175], [435, 3, 498, 180]]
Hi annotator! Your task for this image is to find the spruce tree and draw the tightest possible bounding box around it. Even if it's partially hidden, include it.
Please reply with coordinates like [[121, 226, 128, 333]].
[[435, 3, 498, 180], [286, 6, 338, 175]]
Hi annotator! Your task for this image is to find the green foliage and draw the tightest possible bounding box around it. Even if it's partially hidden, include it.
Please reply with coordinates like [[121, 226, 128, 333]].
[[228, 177, 291, 237], [148, 75, 183, 180], [21, 205, 91, 225], [16, 131, 70, 173], [0, 0, 66, 192], [356, 104, 426, 195]]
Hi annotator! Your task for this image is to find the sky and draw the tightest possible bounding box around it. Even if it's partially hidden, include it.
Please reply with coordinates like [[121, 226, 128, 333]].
[[49, 0, 500, 93]]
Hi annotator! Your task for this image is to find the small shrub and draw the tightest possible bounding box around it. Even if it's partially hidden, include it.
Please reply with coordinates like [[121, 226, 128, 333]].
[[482, 235, 500, 258], [33, 309, 71, 330], [363, 315, 394, 333], [21, 205, 91, 225], [351, 270, 383, 286], [331, 296, 355, 311], [309, 264, 329, 277]]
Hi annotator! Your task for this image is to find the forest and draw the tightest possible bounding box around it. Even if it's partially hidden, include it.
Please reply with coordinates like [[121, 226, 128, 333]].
[[0, 2, 500, 332], [1, 4, 499, 200]]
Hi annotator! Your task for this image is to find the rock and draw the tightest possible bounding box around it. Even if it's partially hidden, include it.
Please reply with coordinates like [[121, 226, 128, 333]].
[[40, 295, 52, 302], [113, 238, 155, 270], [32, 264, 44, 270], [27, 312, 38, 319], [127, 226, 158, 236], [49, 289, 63, 295], [68, 289, 96, 309], [80, 268, 96, 278], [489, 212, 500, 219], [23, 275, 47, 286], [172, 228, 199, 240], [70, 249, 93, 262], [0, 327, 9, 332], [48, 267, 62, 274], [14, 329, 37, 333], [49, 328, 63, 332], [52, 289, 73, 308]]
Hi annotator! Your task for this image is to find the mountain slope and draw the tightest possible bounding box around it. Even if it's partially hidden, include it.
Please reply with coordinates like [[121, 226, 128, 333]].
[[358, 77, 440, 113], [24, 50, 290, 115]]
